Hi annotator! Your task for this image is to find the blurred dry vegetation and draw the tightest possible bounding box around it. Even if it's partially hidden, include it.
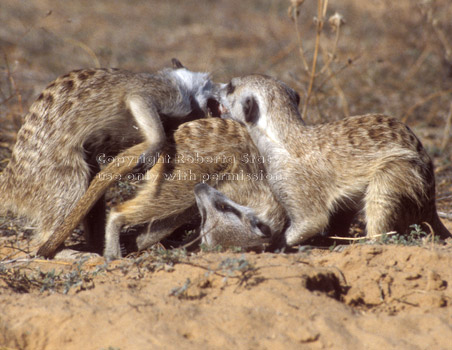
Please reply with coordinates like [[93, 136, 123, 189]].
[[1, 0, 451, 219]]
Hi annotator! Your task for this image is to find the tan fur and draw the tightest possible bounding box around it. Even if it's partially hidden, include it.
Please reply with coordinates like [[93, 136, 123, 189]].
[[40, 118, 287, 259], [36, 142, 149, 257], [1, 62, 215, 253], [103, 118, 286, 259], [220, 74, 451, 246]]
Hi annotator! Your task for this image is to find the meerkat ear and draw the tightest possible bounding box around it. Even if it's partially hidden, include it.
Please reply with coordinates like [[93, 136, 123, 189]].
[[242, 96, 260, 124], [171, 58, 185, 69], [295, 91, 301, 106]]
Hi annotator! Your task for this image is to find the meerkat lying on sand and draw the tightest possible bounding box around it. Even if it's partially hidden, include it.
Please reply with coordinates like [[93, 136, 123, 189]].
[[38, 118, 287, 259]]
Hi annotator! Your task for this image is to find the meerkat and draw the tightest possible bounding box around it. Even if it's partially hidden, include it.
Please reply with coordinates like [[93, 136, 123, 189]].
[[194, 182, 272, 249], [38, 117, 287, 259], [103, 117, 288, 259], [219, 74, 451, 247], [0, 59, 218, 253]]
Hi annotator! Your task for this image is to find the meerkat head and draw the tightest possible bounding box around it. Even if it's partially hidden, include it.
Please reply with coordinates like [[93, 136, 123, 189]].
[[218, 75, 302, 140], [166, 58, 221, 117], [194, 183, 272, 249]]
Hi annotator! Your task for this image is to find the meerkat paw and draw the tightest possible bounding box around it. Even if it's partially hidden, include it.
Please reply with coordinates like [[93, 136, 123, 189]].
[[103, 248, 121, 262], [103, 237, 127, 261]]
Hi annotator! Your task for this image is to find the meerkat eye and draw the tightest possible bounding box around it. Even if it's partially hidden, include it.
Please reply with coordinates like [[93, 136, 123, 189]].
[[226, 82, 235, 95], [215, 201, 242, 218]]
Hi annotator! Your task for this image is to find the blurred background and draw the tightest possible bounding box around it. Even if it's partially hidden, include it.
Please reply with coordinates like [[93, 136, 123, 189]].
[[1, 0, 451, 211]]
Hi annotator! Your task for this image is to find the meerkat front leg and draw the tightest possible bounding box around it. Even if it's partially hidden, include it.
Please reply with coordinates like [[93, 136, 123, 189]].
[[126, 95, 166, 169], [275, 185, 331, 247]]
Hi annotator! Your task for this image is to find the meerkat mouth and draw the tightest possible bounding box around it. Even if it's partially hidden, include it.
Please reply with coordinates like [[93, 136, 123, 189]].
[[219, 103, 229, 116], [216, 103, 232, 120], [206, 97, 232, 119], [207, 98, 222, 118]]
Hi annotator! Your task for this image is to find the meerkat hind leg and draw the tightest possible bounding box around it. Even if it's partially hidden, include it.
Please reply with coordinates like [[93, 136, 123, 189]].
[[104, 181, 195, 260], [135, 207, 199, 251], [109, 208, 200, 256], [364, 196, 400, 237], [364, 163, 418, 237], [104, 209, 127, 260]]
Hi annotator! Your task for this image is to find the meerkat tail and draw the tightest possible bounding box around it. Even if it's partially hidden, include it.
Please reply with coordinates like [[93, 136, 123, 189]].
[[37, 142, 148, 258]]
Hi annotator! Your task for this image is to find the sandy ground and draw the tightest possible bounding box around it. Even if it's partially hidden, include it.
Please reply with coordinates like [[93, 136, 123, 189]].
[[1, 238, 452, 350], [1, 0, 452, 349]]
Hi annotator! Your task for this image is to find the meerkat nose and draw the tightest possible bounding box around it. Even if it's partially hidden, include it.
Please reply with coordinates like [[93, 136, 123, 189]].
[[219, 104, 229, 115]]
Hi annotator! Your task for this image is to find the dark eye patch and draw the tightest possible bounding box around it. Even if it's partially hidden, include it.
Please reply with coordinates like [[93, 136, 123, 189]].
[[207, 98, 221, 118], [243, 96, 260, 124], [226, 82, 235, 95], [214, 201, 242, 219]]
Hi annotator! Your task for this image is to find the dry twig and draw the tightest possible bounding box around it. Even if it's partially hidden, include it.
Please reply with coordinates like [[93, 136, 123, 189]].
[[328, 231, 397, 241], [401, 89, 452, 123], [302, 0, 326, 120], [440, 101, 452, 152]]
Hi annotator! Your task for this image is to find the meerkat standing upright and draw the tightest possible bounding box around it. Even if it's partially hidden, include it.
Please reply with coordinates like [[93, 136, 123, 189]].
[[220, 74, 451, 246], [0, 59, 217, 252]]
